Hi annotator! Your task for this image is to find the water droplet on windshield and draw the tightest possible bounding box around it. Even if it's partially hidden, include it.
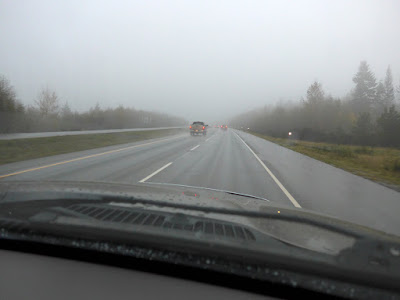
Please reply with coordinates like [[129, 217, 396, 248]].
[[390, 247, 400, 256]]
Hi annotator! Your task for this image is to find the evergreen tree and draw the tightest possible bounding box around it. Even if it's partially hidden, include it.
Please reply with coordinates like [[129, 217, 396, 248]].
[[377, 106, 400, 147], [352, 112, 375, 145], [0, 75, 18, 112], [303, 81, 325, 129], [383, 66, 395, 107], [352, 61, 377, 113], [374, 82, 386, 116], [0, 75, 25, 133]]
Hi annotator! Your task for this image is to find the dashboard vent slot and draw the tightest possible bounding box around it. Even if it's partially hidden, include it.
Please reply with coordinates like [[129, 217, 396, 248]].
[[67, 204, 255, 241]]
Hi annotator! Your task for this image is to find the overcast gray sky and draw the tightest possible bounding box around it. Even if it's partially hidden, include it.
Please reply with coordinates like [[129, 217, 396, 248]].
[[1, 0, 399, 123]]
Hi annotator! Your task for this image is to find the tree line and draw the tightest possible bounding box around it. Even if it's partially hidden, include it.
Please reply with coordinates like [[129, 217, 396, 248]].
[[231, 61, 400, 147], [0, 78, 187, 133]]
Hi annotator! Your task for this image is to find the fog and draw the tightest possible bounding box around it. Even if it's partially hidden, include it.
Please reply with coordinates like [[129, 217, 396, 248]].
[[1, 0, 400, 124]]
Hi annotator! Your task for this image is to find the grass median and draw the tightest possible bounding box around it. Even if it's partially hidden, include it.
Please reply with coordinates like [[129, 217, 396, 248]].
[[249, 132, 400, 191], [0, 128, 185, 165]]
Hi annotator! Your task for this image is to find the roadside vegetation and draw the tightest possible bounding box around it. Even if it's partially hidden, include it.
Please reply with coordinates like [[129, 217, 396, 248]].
[[250, 132, 400, 190], [0, 77, 186, 133], [231, 60, 400, 190], [231, 61, 400, 148], [232, 61, 400, 189], [0, 129, 184, 165]]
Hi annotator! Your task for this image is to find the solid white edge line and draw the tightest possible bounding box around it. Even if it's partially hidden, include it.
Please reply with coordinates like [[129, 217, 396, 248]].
[[190, 145, 200, 151], [139, 162, 173, 183], [233, 131, 301, 208]]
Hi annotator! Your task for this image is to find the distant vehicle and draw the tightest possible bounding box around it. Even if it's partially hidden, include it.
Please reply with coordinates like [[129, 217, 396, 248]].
[[220, 125, 228, 131], [190, 121, 207, 136]]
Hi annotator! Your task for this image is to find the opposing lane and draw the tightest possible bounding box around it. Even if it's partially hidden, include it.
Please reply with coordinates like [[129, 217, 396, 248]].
[[0, 127, 184, 140], [0, 133, 197, 184]]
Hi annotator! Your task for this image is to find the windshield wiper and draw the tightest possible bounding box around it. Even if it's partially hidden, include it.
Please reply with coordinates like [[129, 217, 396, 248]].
[[144, 182, 271, 202]]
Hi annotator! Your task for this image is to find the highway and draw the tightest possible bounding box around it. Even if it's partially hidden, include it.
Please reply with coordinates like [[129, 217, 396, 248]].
[[0, 128, 399, 236], [0, 126, 183, 140]]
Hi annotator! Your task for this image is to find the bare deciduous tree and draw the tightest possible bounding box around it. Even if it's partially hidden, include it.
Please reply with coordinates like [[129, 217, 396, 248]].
[[34, 87, 59, 117]]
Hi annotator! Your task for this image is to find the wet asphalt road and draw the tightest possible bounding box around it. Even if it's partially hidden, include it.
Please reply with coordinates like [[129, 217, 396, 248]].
[[0, 128, 399, 235]]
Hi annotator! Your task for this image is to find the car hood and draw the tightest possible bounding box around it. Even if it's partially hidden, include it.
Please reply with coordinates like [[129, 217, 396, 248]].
[[0, 180, 283, 210], [0, 180, 399, 256]]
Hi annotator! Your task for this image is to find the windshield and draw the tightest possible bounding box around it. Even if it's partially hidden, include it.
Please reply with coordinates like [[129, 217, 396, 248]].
[[1, 0, 400, 291]]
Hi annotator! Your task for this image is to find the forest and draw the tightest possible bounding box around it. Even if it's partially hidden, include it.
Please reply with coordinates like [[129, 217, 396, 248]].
[[231, 61, 400, 147], [0, 78, 186, 133]]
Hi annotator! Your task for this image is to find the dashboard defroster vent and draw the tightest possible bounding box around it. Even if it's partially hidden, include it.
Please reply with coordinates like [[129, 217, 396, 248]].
[[67, 204, 256, 241]]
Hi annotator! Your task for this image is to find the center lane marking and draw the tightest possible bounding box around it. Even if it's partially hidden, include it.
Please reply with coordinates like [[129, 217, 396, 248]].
[[233, 131, 301, 208], [139, 162, 173, 183], [139, 139, 204, 183], [205, 135, 214, 142]]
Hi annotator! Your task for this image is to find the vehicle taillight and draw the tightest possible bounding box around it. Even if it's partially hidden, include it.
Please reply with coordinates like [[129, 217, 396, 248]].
[[190, 125, 192, 129], [202, 126, 205, 129]]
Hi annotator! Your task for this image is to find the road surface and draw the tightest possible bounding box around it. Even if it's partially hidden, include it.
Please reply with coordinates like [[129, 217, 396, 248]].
[[0, 126, 184, 140], [0, 128, 399, 236]]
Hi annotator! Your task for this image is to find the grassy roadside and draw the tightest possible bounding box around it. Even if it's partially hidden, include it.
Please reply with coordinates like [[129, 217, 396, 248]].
[[0, 129, 184, 165], [249, 132, 400, 190]]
